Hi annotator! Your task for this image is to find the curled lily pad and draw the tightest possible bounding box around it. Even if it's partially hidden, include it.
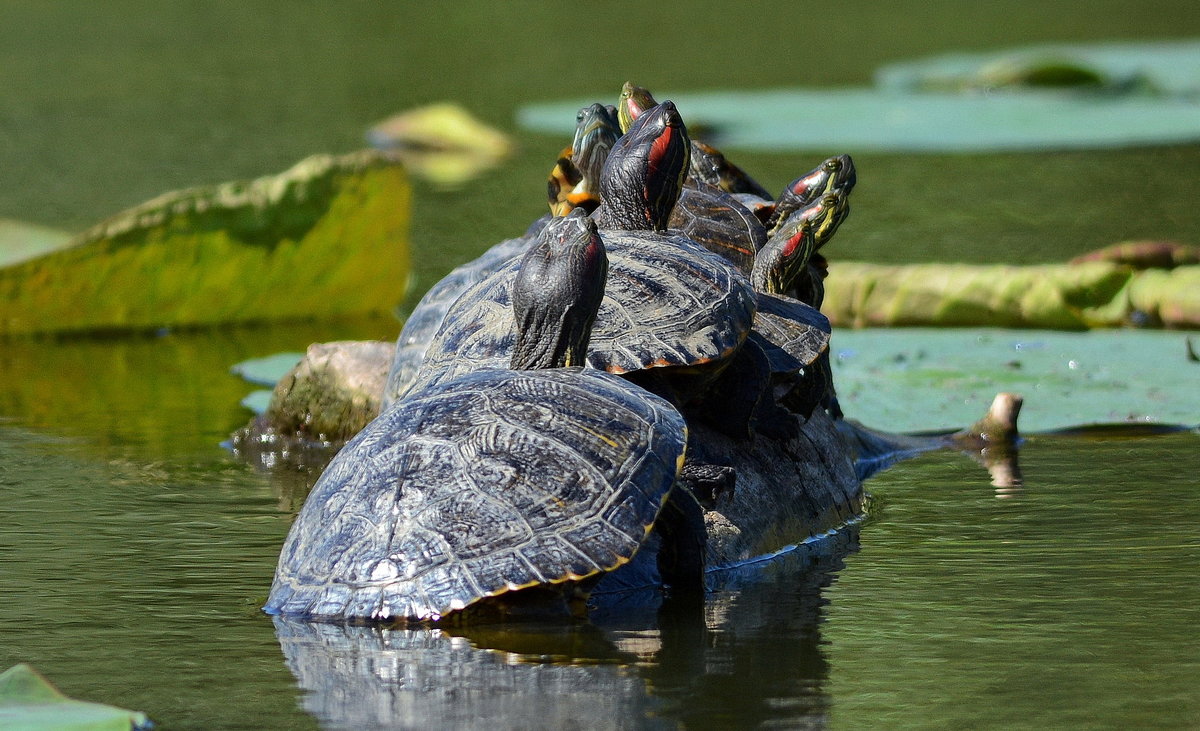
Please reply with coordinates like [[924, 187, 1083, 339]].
[[0, 663, 152, 730], [0, 151, 410, 337], [822, 261, 1200, 329]]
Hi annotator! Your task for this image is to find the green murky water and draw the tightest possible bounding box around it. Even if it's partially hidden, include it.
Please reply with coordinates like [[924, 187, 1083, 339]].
[[3, 2, 1199, 728]]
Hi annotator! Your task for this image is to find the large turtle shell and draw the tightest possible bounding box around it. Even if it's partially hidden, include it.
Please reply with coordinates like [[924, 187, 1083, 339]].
[[753, 292, 831, 375], [668, 184, 767, 274], [410, 231, 757, 394], [384, 235, 534, 405], [265, 367, 687, 623]]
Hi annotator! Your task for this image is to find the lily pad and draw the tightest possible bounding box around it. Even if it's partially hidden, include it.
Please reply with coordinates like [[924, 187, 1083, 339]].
[[822, 261, 1200, 329], [230, 352, 304, 386], [519, 87, 1200, 152], [367, 103, 513, 188], [0, 663, 151, 730], [832, 329, 1200, 433], [875, 39, 1200, 96], [518, 41, 1200, 152], [0, 150, 410, 337]]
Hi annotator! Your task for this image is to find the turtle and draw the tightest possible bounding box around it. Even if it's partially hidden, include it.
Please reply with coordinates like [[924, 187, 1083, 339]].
[[547, 102, 621, 216], [264, 213, 697, 624], [740, 185, 855, 318], [764, 154, 857, 235], [408, 101, 757, 406], [384, 102, 624, 405], [617, 81, 772, 199]]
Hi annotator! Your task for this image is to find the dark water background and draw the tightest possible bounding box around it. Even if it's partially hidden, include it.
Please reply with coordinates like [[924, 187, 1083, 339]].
[[2, 2, 1199, 728]]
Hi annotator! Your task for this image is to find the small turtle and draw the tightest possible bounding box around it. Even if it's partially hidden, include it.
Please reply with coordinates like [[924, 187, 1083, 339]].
[[752, 190, 850, 308], [765, 155, 857, 235], [617, 82, 771, 199], [264, 213, 694, 624], [547, 103, 621, 216]]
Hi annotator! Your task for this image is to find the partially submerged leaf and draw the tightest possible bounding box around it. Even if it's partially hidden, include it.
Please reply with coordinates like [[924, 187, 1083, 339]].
[[368, 103, 513, 187], [0, 663, 151, 730], [832, 329, 1200, 433], [0, 151, 410, 337], [230, 352, 305, 386], [822, 261, 1200, 329]]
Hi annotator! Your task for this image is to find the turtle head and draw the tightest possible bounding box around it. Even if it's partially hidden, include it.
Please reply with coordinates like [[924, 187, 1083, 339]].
[[571, 103, 622, 194], [510, 210, 608, 370], [753, 188, 851, 294], [598, 100, 691, 232], [752, 215, 817, 295], [810, 189, 851, 251], [769, 154, 856, 233], [617, 82, 659, 134]]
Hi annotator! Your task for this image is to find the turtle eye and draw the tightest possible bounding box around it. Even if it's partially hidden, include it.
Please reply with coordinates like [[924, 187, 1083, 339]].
[[825, 159, 841, 172], [577, 110, 586, 122]]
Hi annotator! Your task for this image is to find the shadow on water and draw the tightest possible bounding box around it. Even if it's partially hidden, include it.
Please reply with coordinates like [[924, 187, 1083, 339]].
[[271, 529, 859, 730]]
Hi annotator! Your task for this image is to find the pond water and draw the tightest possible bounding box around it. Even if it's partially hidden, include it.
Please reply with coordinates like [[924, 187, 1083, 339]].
[[3, 2, 1200, 729]]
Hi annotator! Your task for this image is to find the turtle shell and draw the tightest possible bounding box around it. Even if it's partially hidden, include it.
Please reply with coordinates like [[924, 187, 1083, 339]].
[[264, 367, 687, 623], [668, 184, 767, 274], [411, 230, 757, 393], [384, 235, 535, 405], [752, 291, 831, 375]]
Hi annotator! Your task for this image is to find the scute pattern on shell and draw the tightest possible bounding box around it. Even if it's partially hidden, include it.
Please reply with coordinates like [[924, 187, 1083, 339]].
[[264, 367, 686, 623], [753, 291, 831, 373], [669, 185, 767, 274], [384, 235, 535, 405], [411, 231, 757, 393]]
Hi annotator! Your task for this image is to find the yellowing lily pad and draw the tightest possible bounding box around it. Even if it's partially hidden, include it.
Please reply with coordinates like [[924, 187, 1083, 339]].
[[0, 663, 151, 730], [368, 103, 513, 187], [822, 261, 1200, 329], [0, 151, 410, 337]]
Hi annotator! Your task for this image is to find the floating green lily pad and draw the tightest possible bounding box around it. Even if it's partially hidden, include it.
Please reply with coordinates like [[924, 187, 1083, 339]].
[[0, 663, 151, 730], [832, 329, 1200, 433], [230, 352, 304, 386], [875, 39, 1200, 96], [240, 389, 274, 415], [519, 88, 1200, 152], [518, 40, 1200, 151], [0, 150, 410, 337]]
